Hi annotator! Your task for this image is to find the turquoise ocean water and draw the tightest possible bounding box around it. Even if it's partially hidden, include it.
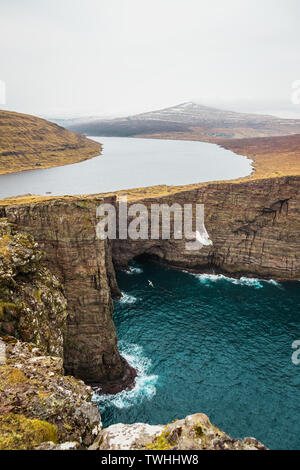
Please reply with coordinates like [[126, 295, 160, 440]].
[[94, 260, 300, 450]]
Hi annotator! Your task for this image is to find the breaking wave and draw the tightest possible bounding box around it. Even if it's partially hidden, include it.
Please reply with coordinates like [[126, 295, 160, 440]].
[[93, 342, 158, 412], [185, 272, 281, 289], [126, 266, 143, 275], [118, 292, 137, 304]]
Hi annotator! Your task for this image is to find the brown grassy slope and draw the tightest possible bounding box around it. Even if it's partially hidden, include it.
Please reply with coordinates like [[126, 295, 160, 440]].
[[220, 134, 300, 180], [135, 122, 300, 142], [0, 110, 101, 174]]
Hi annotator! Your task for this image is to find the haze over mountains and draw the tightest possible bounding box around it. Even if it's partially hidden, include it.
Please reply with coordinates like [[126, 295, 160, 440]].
[[57, 102, 300, 142]]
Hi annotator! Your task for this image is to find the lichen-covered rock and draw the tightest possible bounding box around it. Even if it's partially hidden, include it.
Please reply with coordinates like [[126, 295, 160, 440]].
[[0, 337, 102, 449], [0, 219, 67, 357], [90, 422, 164, 450], [93, 414, 267, 450], [35, 440, 80, 450]]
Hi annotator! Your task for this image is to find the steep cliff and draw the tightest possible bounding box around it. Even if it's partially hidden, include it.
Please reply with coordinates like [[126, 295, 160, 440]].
[[1, 174, 299, 387], [112, 176, 300, 280], [2, 198, 134, 387]]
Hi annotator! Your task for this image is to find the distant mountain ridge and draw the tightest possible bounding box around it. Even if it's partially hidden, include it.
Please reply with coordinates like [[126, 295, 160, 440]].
[[130, 101, 281, 123], [63, 101, 300, 141]]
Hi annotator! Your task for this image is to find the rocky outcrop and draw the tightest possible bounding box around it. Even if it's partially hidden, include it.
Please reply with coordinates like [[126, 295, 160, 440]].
[[0, 219, 67, 356], [0, 336, 102, 450], [0, 220, 104, 449], [90, 422, 164, 450], [3, 199, 129, 386], [91, 413, 267, 450]]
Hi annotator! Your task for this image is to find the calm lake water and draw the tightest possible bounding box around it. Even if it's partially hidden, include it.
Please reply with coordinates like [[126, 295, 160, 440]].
[[0, 136, 252, 199], [94, 260, 300, 450]]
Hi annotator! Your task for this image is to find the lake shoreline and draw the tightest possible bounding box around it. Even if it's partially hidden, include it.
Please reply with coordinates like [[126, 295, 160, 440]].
[[0, 136, 253, 200]]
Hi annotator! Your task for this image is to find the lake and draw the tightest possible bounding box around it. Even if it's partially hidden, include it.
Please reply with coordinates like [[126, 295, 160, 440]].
[[0, 136, 252, 199]]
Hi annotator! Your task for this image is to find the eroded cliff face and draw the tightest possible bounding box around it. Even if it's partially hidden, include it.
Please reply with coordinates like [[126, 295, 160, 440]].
[[3, 198, 125, 384], [112, 176, 300, 280], [2, 175, 299, 386]]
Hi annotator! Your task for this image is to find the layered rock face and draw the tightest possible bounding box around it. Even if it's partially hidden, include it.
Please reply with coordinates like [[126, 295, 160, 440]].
[[0, 175, 295, 450], [91, 413, 267, 450], [112, 176, 300, 280], [2, 174, 300, 387], [3, 199, 125, 384]]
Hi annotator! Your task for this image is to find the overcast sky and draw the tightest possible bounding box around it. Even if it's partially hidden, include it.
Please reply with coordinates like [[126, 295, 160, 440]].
[[1, 0, 300, 117]]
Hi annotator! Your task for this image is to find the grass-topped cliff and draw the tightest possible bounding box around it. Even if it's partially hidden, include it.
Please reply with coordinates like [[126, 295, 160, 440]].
[[0, 110, 101, 174]]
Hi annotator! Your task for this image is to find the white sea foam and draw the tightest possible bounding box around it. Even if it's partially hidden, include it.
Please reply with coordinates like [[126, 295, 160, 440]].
[[184, 272, 282, 289], [126, 266, 143, 275], [119, 292, 137, 304], [265, 279, 280, 286], [93, 342, 158, 411]]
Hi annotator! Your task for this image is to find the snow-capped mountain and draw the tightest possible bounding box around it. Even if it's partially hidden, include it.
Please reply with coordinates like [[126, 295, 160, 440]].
[[130, 101, 279, 124], [63, 101, 300, 140]]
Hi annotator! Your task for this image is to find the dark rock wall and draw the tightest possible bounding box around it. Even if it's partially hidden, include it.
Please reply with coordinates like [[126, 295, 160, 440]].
[[3, 175, 300, 384], [4, 198, 124, 383], [112, 176, 300, 280]]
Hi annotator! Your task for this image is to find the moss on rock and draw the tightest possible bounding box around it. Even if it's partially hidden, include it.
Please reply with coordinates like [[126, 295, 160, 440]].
[[144, 428, 174, 450], [0, 219, 67, 357], [0, 413, 58, 450], [0, 339, 102, 448], [94, 414, 267, 450]]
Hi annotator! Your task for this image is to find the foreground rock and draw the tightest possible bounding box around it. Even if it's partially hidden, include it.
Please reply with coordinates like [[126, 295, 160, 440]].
[[90, 422, 164, 450], [0, 337, 101, 450], [92, 414, 267, 450]]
